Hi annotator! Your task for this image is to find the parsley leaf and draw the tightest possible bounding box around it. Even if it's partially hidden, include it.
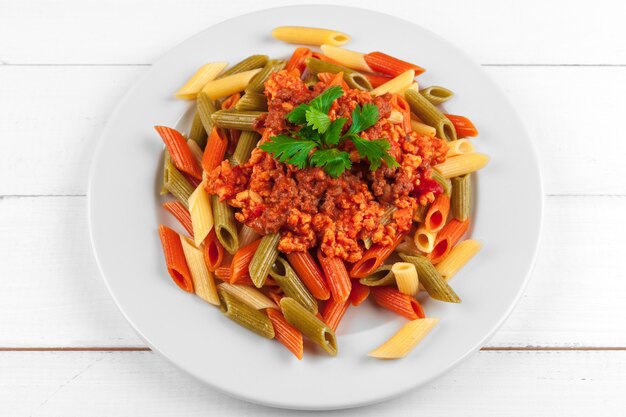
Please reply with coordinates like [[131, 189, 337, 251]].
[[309, 148, 352, 178], [348, 103, 380, 135], [322, 117, 348, 146], [308, 86, 344, 114], [350, 136, 399, 171], [305, 108, 331, 133], [259, 135, 318, 169], [286, 104, 308, 124]]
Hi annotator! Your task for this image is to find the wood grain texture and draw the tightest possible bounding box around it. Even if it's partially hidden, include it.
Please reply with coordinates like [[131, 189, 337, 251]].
[[1, 65, 625, 196], [2, 350, 625, 416], [0, 195, 624, 348], [1, 0, 625, 65]]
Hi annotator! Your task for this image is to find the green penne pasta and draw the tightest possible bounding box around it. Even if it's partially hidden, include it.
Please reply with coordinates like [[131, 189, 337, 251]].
[[303, 72, 318, 88], [197, 91, 219, 134], [413, 203, 430, 223], [246, 59, 287, 93], [160, 150, 171, 195], [359, 264, 396, 287], [218, 289, 275, 339], [235, 91, 268, 112], [232, 131, 260, 165], [163, 154, 194, 208], [305, 57, 372, 91], [451, 174, 471, 221], [219, 55, 269, 79], [398, 254, 461, 303], [363, 206, 396, 249], [188, 111, 208, 149], [211, 110, 264, 131], [420, 86, 454, 106], [280, 297, 337, 356], [405, 89, 457, 141], [431, 169, 452, 196], [210, 194, 239, 254], [248, 232, 281, 288], [270, 256, 318, 314]]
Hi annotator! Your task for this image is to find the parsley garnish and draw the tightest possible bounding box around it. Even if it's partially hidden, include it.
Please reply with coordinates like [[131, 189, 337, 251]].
[[259, 86, 399, 178]]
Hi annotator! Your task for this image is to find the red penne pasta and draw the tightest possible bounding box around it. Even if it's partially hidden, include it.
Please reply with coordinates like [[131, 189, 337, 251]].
[[203, 229, 224, 272], [424, 194, 450, 232], [364, 51, 425, 77], [155, 126, 202, 180], [201, 127, 228, 173], [286, 47, 313, 75], [286, 251, 331, 300], [267, 309, 304, 360], [267, 287, 284, 306], [321, 297, 350, 332], [162, 201, 194, 237], [428, 219, 470, 264], [390, 94, 412, 133], [158, 225, 194, 292], [371, 287, 425, 320], [214, 266, 231, 281], [311, 51, 341, 65], [317, 72, 350, 90], [230, 239, 261, 285], [364, 73, 393, 88], [349, 233, 405, 279], [222, 93, 241, 110], [317, 248, 352, 304], [445, 114, 479, 137], [349, 281, 370, 306]]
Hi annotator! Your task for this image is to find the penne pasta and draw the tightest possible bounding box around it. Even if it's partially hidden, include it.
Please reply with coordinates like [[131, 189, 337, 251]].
[[447, 139, 475, 157], [399, 254, 460, 303], [405, 89, 457, 141], [237, 224, 260, 249], [395, 234, 422, 257], [214, 266, 231, 281], [425, 193, 450, 232], [163, 154, 195, 209], [231, 130, 260, 165], [188, 111, 208, 149], [413, 203, 430, 223], [349, 281, 371, 306], [180, 236, 219, 305], [371, 70, 415, 96], [155, 126, 202, 180], [188, 183, 214, 246], [436, 239, 482, 281], [218, 289, 275, 339], [371, 287, 425, 320], [317, 248, 352, 304], [445, 114, 479, 137], [359, 265, 395, 287], [201, 127, 228, 173], [272, 26, 351, 46], [211, 110, 265, 131], [196, 91, 219, 135], [186, 139, 204, 167], [218, 282, 277, 310], [451, 174, 472, 221], [369, 318, 439, 359], [320, 44, 372, 72], [349, 233, 405, 278], [210, 194, 239, 254], [249, 233, 281, 288], [364, 51, 425, 77], [204, 229, 224, 272], [246, 59, 287, 93], [158, 225, 194, 293], [428, 219, 470, 264], [434, 153, 490, 178], [175, 62, 228, 99], [218, 55, 268, 79], [420, 86, 454, 106], [285, 47, 313, 74], [286, 251, 331, 301], [280, 297, 337, 356], [305, 57, 372, 91], [270, 256, 318, 314], [414, 226, 436, 254], [391, 262, 419, 296], [321, 297, 350, 332], [411, 119, 436, 137], [267, 309, 304, 360], [234, 91, 268, 112], [430, 169, 452, 196], [229, 239, 260, 285], [388, 109, 404, 124], [200, 68, 262, 101], [162, 200, 194, 238]]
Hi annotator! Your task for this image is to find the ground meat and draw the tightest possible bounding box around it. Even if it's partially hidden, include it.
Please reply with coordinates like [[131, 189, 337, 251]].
[[205, 70, 448, 262]]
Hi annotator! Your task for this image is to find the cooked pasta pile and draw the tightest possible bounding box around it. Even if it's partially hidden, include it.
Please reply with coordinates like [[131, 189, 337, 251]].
[[156, 26, 488, 360]]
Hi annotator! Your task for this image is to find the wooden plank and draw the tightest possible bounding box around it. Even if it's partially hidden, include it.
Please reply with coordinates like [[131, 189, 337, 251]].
[[1, 0, 625, 65], [0, 195, 624, 348], [1, 65, 625, 196], [2, 350, 625, 415]]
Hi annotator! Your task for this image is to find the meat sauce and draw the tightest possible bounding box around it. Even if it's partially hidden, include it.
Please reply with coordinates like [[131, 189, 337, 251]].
[[206, 70, 447, 263]]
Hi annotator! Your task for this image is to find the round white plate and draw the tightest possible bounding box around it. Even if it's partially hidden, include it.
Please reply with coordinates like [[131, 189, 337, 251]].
[[89, 5, 542, 410]]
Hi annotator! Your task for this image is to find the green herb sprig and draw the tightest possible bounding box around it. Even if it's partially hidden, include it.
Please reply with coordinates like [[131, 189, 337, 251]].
[[259, 86, 399, 178]]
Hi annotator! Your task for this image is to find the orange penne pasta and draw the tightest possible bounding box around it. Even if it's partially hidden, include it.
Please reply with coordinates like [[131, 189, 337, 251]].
[[428, 219, 470, 264], [203, 229, 224, 272], [390, 94, 412, 133], [364, 51, 425, 77], [267, 287, 284, 306], [286, 47, 313, 74], [286, 251, 331, 300], [424, 194, 450, 233], [364, 73, 393, 88], [155, 126, 202, 180], [371, 286, 425, 320], [222, 93, 241, 110], [162, 201, 194, 238], [349, 281, 370, 306], [267, 309, 304, 360], [445, 114, 479, 138], [158, 225, 194, 293], [317, 248, 352, 304], [221, 93, 242, 154], [349, 233, 405, 279], [230, 239, 261, 285], [317, 72, 350, 90], [321, 297, 350, 332], [214, 266, 231, 281], [201, 127, 228, 173]]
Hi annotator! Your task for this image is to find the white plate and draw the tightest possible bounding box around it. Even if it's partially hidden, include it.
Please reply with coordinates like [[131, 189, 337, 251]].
[[88, 5, 542, 410]]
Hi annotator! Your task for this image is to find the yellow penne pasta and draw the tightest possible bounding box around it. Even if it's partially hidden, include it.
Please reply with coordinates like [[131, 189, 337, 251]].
[[369, 318, 439, 359], [372, 70, 415, 96], [218, 282, 278, 310], [200, 68, 262, 100], [391, 262, 419, 296], [180, 236, 220, 305], [186, 139, 203, 166], [414, 226, 436, 253], [447, 139, 475, 157], [320, 44, 371, 72], [238, 224, 260, 248], [188, 183, 214, 246], [434, 153, 490, 178], [403, 81, 420, 96], [410, 119, 436, 137], [388, 109, 404, 124], [272, 26, 350, 46], [175, 62, 228, 100], [436, 240, 482, 281]]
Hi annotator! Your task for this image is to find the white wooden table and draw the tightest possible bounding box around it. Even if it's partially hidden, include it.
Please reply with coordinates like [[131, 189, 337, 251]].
[[2, 0, 625, 415]]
